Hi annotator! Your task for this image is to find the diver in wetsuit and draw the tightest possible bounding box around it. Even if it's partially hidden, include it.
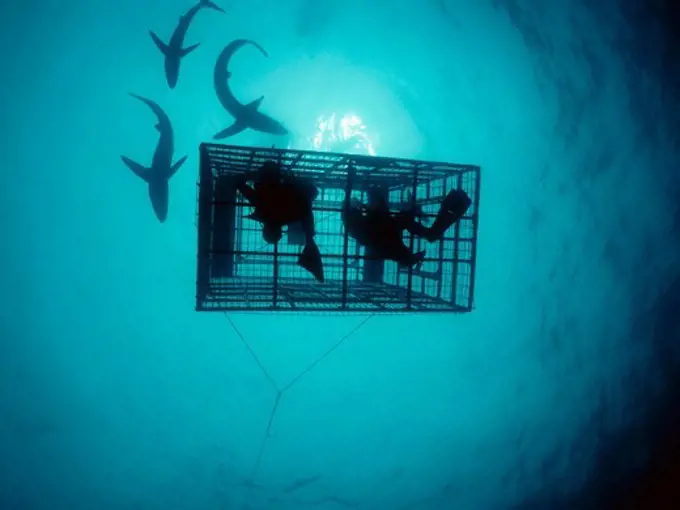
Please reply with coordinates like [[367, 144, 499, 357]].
[[236, 161, 324, 282], [341, 188, 472, 266], [342, 192, 427, 268]]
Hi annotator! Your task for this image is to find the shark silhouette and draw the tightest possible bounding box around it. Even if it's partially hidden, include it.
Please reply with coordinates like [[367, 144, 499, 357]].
[[212, 39, 288, 139], [150, 0, 225, 88], [121, 94, 187, 223]]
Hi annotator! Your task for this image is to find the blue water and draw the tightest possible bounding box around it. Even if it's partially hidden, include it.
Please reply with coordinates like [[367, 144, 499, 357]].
[[2, 1, 680, 509]]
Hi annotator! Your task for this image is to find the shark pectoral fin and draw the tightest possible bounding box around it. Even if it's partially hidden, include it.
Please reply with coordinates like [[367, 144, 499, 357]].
[[121, 156, 151, 183], [246, 96, 265, 111], [180, 43, 200, 57], [168, 155, 188, 179], [213, 119, 247, 140], [149, 31, 170, 56]]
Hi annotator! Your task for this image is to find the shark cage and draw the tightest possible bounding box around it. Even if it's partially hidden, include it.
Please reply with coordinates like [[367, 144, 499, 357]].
[[195, 144, 481, 313]]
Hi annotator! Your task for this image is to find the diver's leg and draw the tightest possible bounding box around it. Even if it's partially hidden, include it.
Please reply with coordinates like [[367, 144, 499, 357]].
[[392, 211, 432, 239], [300, 207, 316, 242], [400, 215, 431, 237], [297, 207, 324, 282], [424, 211, 452, 242]]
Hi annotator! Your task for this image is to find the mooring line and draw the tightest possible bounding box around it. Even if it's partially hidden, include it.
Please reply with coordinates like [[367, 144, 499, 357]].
[[249, 391, 281, 481], [225, 313, 280, 392], [281, 314, 375, 394], [225, 313, 376, 486]]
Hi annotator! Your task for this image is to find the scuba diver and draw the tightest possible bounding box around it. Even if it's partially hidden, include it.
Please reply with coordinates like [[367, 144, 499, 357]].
[[343, 195, 426, 267], [235, 161, 324, 282], [341, 188, 472, 267]]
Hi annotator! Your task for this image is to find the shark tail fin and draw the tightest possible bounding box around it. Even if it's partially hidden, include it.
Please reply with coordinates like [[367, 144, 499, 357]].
[[168, 155, 188, 179], [121, 156, 151, 183], [180, 43, 200, 57], [213, 119, 247, 140], [149, 31, 170, 56]]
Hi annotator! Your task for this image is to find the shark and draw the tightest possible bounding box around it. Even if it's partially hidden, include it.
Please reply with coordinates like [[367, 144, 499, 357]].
[[281, 475, 322, 494], [120, 94, 187, 223], [149, 0, 225, 88], [212, 39, 288, 139]]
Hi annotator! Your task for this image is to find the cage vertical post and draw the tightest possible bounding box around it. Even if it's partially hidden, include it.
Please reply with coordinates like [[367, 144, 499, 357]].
[[451, 173, 461, 298], [273, 243, 279, 307], [271, 151, 284, 308], [467, 167, 481, 309], [341, 161, 354, 307], [196, 144, 213, 305], [406, 166, 420, 309]]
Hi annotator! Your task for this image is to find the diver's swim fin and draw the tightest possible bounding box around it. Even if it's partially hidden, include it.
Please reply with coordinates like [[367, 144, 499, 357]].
[[298, 243, 324, 282], [426, 189, 472, 242]]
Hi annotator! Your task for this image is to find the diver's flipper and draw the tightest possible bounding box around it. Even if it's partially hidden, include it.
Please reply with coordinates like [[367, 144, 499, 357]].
[[213, 118, 247, 139], [180, 43, 200, 57], [426, 189, 472, 242], [121, 156, 151, 183], [168, 155, 187, 179], [149, 31, 170, 56], [298, 243, 324, 282], [442, 189, 472, 217]]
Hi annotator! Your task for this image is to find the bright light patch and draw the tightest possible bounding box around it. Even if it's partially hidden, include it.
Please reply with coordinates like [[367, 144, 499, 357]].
[[309, 112, 377, 155]]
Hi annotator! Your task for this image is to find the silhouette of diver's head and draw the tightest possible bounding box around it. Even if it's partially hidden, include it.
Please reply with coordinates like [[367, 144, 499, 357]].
[[263, 223, 283, 244], [258, 161, 282, 183]]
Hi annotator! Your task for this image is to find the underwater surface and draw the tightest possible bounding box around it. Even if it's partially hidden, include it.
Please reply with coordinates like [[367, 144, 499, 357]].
[[1, 0, 680, 509]]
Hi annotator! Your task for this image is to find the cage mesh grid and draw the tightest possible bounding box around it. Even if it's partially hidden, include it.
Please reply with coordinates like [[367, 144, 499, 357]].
[[196, 144, 480, 313]]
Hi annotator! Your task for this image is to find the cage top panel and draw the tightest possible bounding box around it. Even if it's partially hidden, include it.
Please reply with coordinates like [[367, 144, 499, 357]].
[[201, 143, 479, 187]]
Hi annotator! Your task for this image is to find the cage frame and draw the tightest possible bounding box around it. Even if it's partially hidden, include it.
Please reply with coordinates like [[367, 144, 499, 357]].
[[195, 143, 481, 314]]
